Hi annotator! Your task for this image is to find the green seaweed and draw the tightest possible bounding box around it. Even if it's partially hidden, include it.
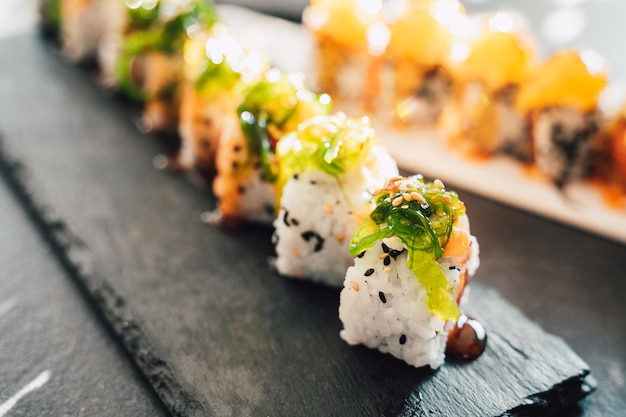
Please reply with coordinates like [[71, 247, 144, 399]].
[[237, 73, 331, 182], [350, 175, 466, 321]]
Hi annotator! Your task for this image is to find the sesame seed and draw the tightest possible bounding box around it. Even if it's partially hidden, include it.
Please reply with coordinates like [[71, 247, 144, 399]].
[[357, 251, 366, 258], [442, 194, 452, 204], [350, 281, 360, 291], [399, 334, 407, 345], [402, 193, 412, 201], [379, 292, 387, 303], [383, 256, 391, 266], [336, 233, 345, 242], [434, 179, 445, 189], [401, 205, 409, 209], [364, 268, 375, 276], [426, 188, 439, 195], [410, 191, 424, 203], [324, 203, 333, 213], [381, 242, 390, 253], [292, 248, 300, 258], [384, 267, 391, 273], [292, 218, 300, 226], [392, 196, 404, 206]]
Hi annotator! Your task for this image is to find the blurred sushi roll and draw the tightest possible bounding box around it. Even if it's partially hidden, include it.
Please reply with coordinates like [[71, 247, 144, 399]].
[[609, 108, 626, 191], [57, 0, 126, 63], [38, 0, 61, 37], [303, 0, 387, 114], [339, 175, 479, 369], [445, 12, 535, 161], [385, 0, 465, 125], [592, 104, 626, 208], [516, 50, 607, 188], [273, 113, 398, 286], [211, 69, 332, 227], [177, 26, 267, 175], [114, 0, 218, 133]]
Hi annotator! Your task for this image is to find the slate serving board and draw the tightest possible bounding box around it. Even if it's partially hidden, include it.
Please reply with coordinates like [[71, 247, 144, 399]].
[[0, 32, 595, 416]]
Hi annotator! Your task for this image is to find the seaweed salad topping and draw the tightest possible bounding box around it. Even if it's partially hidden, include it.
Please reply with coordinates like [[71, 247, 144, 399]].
[[237, 70, 332, 182], [186, 28, 266, 97], [116, 0, 218, 101], [350, 175, 466, 321], [276, 113, 376, 191]]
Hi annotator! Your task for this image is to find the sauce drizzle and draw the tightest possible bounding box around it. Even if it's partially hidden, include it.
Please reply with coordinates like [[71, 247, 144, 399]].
[[446, 314, 487, 361]]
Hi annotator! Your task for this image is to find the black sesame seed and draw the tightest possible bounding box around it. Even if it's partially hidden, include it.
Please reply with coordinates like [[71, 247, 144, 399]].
[[291, 218, 299, 226], [283, 210, 290, 226], [381, 242, 390, 253], [378, 292, 387, 303], [293, 173, 299, 180], [357, 251, 365, 258], [449, 266, 461, 271], [310, 180, 317, 185], [383, 256, 391, 266], [389, 249, 404, 260], [399, 335, 407, 345], [364, 268, 375, 277], [301, 230, 325, 252]]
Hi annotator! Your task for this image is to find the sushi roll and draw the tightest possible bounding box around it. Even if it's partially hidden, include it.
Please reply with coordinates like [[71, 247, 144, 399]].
[[57, 0, 126, 63], [593, 104, 626, 208], [445, 12, 535, 161], [516, 50, 607, 188], [273, 113, 398, 286], [339, 175, 479, 369], [302, 0, 386, 113], [38, 0, 61, 37], [385, 0, 465, 125], [114, 0, 218, 133], [177, 27, 267, 175], [211, 69, 332, 227]]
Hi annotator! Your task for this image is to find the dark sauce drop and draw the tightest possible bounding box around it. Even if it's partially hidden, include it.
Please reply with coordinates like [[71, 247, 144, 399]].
[[446, 314, 487, 361]]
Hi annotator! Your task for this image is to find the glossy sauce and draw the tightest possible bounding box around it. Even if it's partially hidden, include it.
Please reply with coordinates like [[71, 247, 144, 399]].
[[446, 314, 487, 361]]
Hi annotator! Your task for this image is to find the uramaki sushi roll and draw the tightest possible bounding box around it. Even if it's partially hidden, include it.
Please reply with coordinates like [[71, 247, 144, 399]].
[[339, 175, 479, 369], [57, 0, 126, 64], [114, 0, 218, 133], [273, 113, 398, 286], [445, 12, 535, 160], [211, 69, 332, 227], [177, 27, 266, 175], [302, 0, 386, 113], [385, 0, 465, 125], [516, 50, 607, 188], [38, 0, 61, 37]]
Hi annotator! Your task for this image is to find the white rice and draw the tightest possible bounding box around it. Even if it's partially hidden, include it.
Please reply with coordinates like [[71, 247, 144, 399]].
[[62, 0, 124, 64], [339, 232, 479, 369], [273, 151, 398, 286], [533, 106, 598, 186]]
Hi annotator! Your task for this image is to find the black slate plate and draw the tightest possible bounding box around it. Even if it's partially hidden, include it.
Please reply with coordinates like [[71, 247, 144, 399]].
[[0, 33, 594, 416]]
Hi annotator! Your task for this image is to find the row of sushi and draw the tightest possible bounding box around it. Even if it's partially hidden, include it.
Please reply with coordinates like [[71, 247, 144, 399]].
[[39, 0, 482, 368], [306, 0, 626, 195]]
